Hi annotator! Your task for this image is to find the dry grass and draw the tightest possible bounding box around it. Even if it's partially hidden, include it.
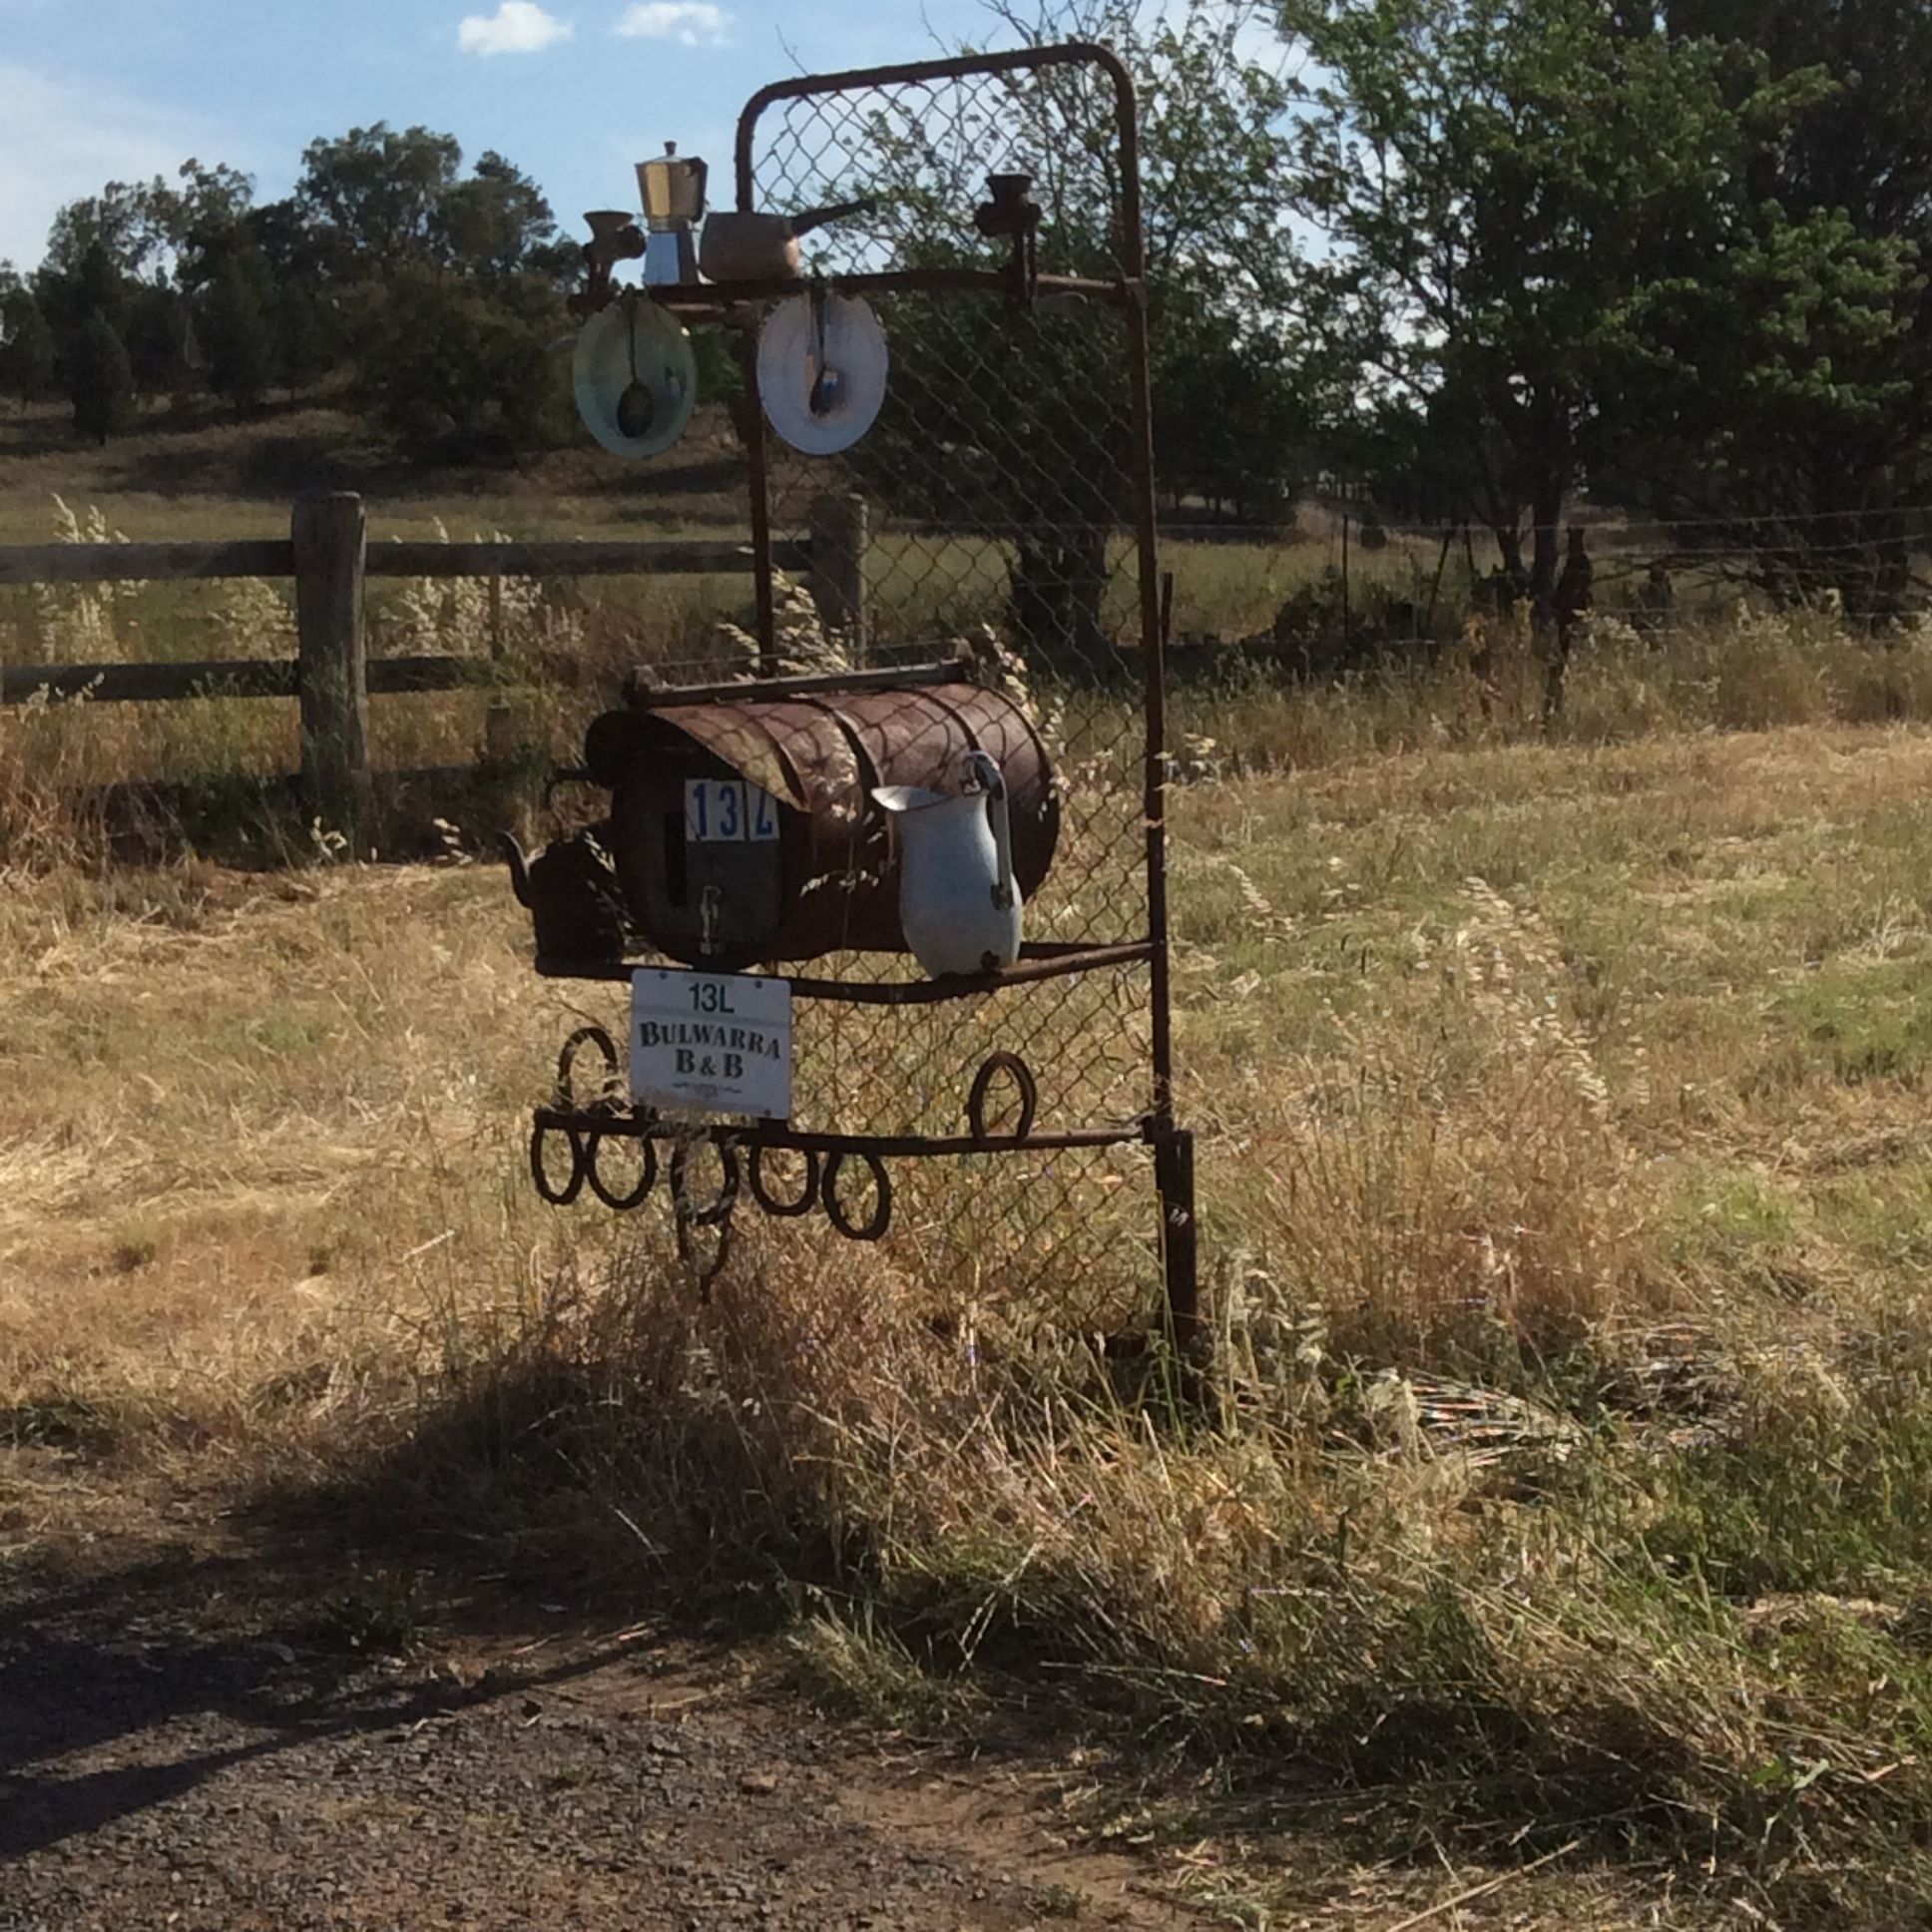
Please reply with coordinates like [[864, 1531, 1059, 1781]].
[[18, 462, 1932, 1919], [11, 693, 1932, 1921]]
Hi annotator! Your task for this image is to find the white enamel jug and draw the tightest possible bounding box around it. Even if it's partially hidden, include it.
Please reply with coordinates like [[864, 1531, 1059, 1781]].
[[872, 749, 1023, 977]]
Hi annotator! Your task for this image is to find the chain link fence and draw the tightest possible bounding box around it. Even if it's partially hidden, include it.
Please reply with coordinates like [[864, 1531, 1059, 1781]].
[[527, 48, 1188, 1345]]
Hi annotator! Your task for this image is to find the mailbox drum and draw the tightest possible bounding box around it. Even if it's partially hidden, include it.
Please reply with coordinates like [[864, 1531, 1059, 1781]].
[[584, 681, 1059, 969]]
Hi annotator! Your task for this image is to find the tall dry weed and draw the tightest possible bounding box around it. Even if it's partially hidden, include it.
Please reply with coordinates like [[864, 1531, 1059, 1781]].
[[1230, 876, 1655, 1364]]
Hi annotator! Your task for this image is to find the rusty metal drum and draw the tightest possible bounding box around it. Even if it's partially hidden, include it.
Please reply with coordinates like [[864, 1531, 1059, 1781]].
[[583, 681, 1059, 970]]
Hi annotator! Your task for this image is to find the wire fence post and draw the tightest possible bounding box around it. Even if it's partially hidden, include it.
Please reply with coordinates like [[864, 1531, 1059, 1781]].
[[292, 491, 370, 849], [1340, 509, 1352, 643]]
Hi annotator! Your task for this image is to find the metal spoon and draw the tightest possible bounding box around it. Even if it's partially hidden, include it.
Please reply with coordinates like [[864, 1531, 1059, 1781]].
[[807, 283, 842, 419], [616, 296, 656, 439]]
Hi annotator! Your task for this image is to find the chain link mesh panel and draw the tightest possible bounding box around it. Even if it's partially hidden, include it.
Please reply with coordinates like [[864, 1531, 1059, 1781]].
[[532, 50, 1178, 1338]]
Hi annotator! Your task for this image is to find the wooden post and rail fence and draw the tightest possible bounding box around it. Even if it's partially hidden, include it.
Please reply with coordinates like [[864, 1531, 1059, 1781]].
[[0, 490, 870, 838]]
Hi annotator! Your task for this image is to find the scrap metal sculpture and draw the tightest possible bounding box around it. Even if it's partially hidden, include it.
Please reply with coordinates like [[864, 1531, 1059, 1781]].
[[512, 45, 1198, 1348]]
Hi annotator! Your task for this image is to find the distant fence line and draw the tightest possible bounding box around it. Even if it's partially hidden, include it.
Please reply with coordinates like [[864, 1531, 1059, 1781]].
[[0, 492, 862, 838]]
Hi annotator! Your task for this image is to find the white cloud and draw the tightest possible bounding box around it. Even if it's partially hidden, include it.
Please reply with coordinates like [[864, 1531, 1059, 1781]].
[[458, 2, 574, 55], [614, 3, 730, 48], [0, 63, 234, 273]]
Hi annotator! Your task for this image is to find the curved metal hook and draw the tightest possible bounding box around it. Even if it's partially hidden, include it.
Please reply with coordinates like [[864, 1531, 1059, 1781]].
[[822, 1152, 893, 1242], [966, 1051, 1039, 1145]]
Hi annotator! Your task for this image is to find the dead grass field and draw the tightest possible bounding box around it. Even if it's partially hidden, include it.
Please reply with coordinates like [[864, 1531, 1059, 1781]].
[[13, 659, 1932, 1922], [12, 418, 1932, 1921]]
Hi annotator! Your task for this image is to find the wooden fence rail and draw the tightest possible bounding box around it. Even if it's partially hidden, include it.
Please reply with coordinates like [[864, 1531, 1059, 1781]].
[[0, 491, 863, 842]]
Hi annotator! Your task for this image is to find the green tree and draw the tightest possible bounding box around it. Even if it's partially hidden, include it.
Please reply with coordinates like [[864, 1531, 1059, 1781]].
[[74, 239, 128, 334], [431, 152, 566, 280], [273, 280, 332, 395], [199, 252, 277, 408], [852, 0, 1303, 665], [124, 284, 199, 402], [1603, 0, 1932, 610], [68, 308, 138, 443], [297, 124, 462, 269], [41, 182, 171, 286], [1275, 0, 1899, 617], [0, 287, 58, 404], [367, 265, 570, 458]]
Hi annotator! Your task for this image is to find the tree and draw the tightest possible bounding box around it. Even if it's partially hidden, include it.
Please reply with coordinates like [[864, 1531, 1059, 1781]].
[[273, 280, 332, 395], [431, 152, 567, 280], [162, 160, 258, 287], [296, 124, 462, 269], [200, 252, 277, 409], [41, 183, 171, 287], [124, 284, 199, 402], [0, 287, 58, 404], [852, 0, 1304, 666], [1275, 0, 1903, 619], [366, 265, 571, 458], [68, 308, 138, 443], [1601, 0, 1932, 611]]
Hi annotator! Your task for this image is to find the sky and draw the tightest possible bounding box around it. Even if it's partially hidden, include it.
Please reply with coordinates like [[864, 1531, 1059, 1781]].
[[0, 0, 1028, 272]]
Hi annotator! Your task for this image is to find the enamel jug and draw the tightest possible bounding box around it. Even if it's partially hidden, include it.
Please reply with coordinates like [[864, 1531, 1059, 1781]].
[[872, 749, 1023, 977]]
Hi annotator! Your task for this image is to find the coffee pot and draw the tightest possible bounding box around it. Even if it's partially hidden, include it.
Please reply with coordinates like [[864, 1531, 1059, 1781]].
[[636, 144, 708, 285]]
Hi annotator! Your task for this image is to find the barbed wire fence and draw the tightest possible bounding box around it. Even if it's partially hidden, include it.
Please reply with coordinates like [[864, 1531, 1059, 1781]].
[[1148, 501, 1932, 689]]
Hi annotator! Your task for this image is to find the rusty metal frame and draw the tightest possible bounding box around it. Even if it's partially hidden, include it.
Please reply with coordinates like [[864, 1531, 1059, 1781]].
[[528, 44, 1199, 1350]]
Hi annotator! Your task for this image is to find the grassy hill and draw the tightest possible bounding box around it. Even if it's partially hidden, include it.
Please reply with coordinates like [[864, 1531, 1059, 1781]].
[[0, 393, 759, 544]]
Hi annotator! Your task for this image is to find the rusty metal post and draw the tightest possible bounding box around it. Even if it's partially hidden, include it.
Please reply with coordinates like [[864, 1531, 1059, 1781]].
[[732, 324, 779, 676], [1109, 60, 1201, 1353], [292, 492, 370, 847], [1155, 1129, 1202, 1356], [808, 492, 869, 655]]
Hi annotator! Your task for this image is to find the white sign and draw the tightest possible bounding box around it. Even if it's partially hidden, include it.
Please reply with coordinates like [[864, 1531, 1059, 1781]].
[[631, 968, 792, 1121], [684, 778, 780, 844]]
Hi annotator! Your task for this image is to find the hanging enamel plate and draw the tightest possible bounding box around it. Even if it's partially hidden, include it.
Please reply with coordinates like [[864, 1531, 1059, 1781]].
[[574, 294, 699, 459], [756, 292, 889, 456]]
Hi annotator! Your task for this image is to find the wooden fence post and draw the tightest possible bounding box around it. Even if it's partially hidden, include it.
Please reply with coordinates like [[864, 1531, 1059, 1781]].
[[808, 492, 869, 655], [484, 569, 516, 762], [292, 492, 370, 848]]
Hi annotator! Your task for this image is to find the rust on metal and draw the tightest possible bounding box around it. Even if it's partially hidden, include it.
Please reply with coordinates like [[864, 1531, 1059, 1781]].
[[531, 1110, 1153, 1160], [518, 43, 1201, 1353], [589, 681, 1060, 969]]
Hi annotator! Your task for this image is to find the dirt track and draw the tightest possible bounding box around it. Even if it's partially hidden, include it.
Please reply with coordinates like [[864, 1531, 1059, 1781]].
[[0, 1456, 1195, 1932]]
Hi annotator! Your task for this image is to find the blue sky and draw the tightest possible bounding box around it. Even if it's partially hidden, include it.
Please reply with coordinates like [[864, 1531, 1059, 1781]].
[[0, 0, 1008, 271]]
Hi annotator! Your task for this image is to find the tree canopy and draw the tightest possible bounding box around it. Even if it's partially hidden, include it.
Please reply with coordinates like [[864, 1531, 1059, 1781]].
[[5, 0, 1929, 567]]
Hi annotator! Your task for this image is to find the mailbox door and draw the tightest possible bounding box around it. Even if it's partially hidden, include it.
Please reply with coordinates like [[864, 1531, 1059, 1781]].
[[611, 759, 786, 965]]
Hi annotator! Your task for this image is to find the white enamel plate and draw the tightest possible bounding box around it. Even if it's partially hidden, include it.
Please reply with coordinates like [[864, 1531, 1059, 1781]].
[[756, 292, 889, 456]]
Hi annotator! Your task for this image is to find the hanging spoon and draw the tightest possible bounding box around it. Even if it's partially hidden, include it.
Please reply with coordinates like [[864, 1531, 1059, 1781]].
[[615, 294, 656, 439], [807, 281, 843, 419]]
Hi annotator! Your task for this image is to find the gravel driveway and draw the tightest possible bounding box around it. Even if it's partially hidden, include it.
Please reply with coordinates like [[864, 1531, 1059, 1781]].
[[0, 1460, 1196, 1932]]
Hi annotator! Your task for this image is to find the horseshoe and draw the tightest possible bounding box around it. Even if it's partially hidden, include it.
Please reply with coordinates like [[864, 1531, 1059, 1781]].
[[556, 1025, 622, 1112], [966, 1051, 1039, 1145], [747, 1144, 821, 1219], [821, 1152, 893, 1242], [586, 1131, 657, 1211], [530, 1120, 587, 1207]]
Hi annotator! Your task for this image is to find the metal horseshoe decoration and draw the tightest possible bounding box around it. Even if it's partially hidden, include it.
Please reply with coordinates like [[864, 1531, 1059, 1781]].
[[515, 45, 1204, 1354]]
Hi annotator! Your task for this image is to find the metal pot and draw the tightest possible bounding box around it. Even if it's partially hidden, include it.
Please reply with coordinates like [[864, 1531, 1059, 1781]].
[[700, 198, 876, 283], [637, 145, 708, 285]]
